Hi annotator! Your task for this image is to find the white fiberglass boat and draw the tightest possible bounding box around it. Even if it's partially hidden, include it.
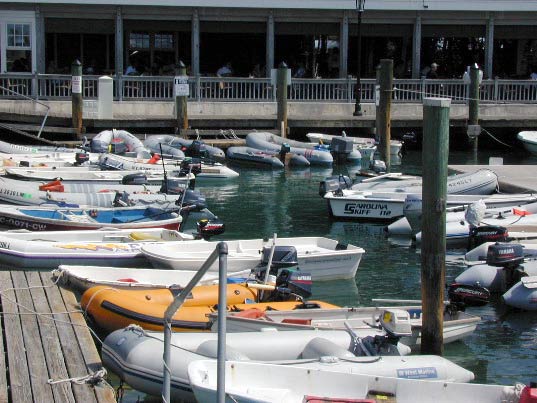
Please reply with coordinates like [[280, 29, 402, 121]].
[[189, 360, 524, 403], [141, 237, 365, 280], [517, 131, 537, 155]]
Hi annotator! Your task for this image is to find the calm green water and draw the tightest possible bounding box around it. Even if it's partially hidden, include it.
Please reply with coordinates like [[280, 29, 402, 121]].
[[118, 147, 537, 401]]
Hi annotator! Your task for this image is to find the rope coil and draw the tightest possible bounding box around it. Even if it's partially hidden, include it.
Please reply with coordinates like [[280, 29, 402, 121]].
[[48, 367, 107, 386]]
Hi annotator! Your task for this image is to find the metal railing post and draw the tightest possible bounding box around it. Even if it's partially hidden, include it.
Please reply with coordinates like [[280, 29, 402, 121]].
[[216, 242, 229, 403], [494, 77, 499, 102], [196, 74, 201, 102], [117, 74, 123, 102], [162, 242, 228, 403], [31, 72, 38, 99]]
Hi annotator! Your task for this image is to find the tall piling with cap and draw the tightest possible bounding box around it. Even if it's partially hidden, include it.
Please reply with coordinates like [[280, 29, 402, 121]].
[[420, 97, 450, 355], [276, 62, 289, 138], [174, 61, 189, 138], [377, 59, 393, 171], [71, 60, 83, 138], [467, 64, 481, 158]]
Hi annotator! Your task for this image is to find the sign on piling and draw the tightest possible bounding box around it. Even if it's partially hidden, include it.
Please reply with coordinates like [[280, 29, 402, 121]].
[[421, 97, 450, 355], [174, 61, 189, 138]]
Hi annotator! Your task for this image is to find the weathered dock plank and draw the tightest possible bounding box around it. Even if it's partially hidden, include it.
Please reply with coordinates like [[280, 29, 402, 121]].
[[26, 271, 75, 403], [41, 272, 99, 403], [0, 273, 9, 403], [58, 277, 116, 403], [449, 164, 537, 193], [0, 270, 33, 403], [10, 270, 55, 402]]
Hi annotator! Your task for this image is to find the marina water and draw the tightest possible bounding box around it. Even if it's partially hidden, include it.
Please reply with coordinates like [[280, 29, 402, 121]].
[[109, 148, 537, 399]]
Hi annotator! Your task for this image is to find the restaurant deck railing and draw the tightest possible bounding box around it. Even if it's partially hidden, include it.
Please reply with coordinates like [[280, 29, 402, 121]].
[[1, 73, 537, 104]]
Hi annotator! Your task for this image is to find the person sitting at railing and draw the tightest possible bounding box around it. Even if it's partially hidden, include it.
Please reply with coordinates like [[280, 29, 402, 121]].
[[125, 59, 138, 76], [530, 67, 537, 80], [217, 62, 233, 77], [293, 62, 306, 78]]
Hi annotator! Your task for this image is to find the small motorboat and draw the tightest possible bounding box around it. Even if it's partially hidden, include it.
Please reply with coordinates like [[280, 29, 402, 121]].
[[81, 269, 337, 333], [517, 131, 537, 155], [502, 276, 537, 310], [141, 240, 365, 280], [455, 243, 537, 293], [306, 132, 403, 156], [98, 153, 239, 180], [246, 131, 334, 166], [189, 360, 526, 403], [53, 265, 251, 292], [144, 134, 225, 161], [90, 129, 151, 158], [0, 225, 225, 269], [214, 304, 480, 349], [102, 325, 473, 401], [0, 204, 184, 232]]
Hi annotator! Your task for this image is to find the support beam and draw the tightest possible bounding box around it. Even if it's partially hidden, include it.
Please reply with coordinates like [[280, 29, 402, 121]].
[[115, 7, 123, 76], [485, 15, 494, 79], [266, 12, 274, 78], [412, 15, 422, 79], [339, 12, 349, 78], [191, 9, 200, 77], [35, 6, 45, 74]]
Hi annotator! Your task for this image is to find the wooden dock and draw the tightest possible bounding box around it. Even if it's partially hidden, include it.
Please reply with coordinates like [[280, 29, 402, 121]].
[[449, 164, 537, 193], [0, 270, 115, 403]]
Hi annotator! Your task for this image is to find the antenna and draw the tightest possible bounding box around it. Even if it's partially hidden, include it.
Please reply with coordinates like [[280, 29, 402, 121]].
[[159, 143, 168, 193]]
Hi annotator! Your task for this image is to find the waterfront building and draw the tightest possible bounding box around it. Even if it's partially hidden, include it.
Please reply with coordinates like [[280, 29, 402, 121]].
[[0, 1, 536, 81]]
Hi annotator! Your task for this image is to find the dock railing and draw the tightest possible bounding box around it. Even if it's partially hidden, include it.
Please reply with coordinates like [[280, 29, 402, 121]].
[[1, 73, 537, 104]]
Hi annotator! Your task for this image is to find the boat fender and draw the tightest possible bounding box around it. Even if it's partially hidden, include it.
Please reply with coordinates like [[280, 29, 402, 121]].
[[300, 337, 356, 360], [195, 340, 250, 361], [520, 382, 537, 403]]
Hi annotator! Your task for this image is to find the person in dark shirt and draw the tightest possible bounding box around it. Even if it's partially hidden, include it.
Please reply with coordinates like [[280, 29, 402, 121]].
[[426, 62, 439, 79]]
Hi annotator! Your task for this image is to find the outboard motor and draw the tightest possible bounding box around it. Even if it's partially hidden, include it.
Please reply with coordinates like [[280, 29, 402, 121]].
[[447, 283, 491, 307], [370, 159, 387, 174], [74, 152, 90, 165], [467, 225, 508, 250], [259, 269, 312, 303], [180, 159, 202, 176], [253, 246, 300, 284], [194, 218, 225, 240], [121, 173, 148, 185], [176, 189, 207, 211], [330, 137, 354, 165], [319, 175, 352, 197], [185, 140, 207, 159], [486, 242, 527, 290]]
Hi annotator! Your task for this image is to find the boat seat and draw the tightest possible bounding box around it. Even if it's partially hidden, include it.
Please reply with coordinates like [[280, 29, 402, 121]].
[[300, 337, 355, 360], [129, 231, 162, 241], [195, 340, 250, 361]]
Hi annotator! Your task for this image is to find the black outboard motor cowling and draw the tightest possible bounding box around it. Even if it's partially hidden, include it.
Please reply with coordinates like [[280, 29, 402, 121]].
[[261, 246, 299, 268], [262, 269, 312, 302], [486, 242, 524, 268], [447, 283, 491, 307], [319, 175, 352, 197], [176, 189, 207, 211], [195, 218, 225, 240], [468, 225, 509, 250], [121, 173, 148, 185], [75, 152, 90, 165]]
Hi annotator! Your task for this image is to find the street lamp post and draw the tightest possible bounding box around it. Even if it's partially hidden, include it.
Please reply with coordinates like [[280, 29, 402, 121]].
[[353, 0, 365, 116]]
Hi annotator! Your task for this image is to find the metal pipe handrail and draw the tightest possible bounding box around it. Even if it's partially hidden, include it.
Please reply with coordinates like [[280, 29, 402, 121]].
[[0, 84, 50, 138], [161, 241, 228, 403]]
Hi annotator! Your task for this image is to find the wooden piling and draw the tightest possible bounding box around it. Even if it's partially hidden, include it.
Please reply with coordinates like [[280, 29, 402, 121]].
[[71, 60, 83, 138], [468, 65, 481, 154], [277, 62, 289, 138], [175, 61, 189, 138], [377, 59, 392, 172], [420, 97, 451, 356]]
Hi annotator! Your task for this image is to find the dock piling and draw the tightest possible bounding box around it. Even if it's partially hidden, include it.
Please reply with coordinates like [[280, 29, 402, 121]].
[[277, 62, 289, 138], [377, 59, 393, 172], [71, 60, 83, 138], [468, 64, 481, 157], [420, 97, 450, 355]]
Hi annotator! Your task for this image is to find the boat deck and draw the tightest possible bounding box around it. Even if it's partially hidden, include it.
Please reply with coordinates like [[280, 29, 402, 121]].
[[449, 164, 537, 194], [0, 270, 115, 403]]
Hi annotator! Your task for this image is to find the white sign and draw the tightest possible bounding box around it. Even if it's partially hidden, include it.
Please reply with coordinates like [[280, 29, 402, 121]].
[[174, 76, 189, 96], [72, 76, 82, 94], [375, 85, 380, 106], [270, 69, 292, 86]]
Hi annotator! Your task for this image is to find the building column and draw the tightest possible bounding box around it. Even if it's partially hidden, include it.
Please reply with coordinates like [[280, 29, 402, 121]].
[[115, 6, 123, 75], [35, 6, 45, 73], [191, 9, 200, 76], [485, 15, 494, 79], [339, 11, 349, 78], [266, 12, 274, 78], [412, 15, 421, 79]]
